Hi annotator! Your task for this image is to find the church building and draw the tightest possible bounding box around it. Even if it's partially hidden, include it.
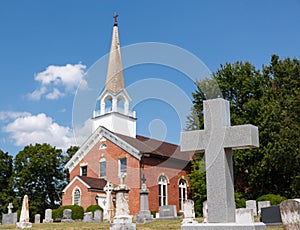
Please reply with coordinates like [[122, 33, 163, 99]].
[[62, 15, 193, 215]]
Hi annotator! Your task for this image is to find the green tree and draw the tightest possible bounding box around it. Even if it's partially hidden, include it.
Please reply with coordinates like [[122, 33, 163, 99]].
[[13, 143, 66, 219], [0, 150, 17, 214], [63, 146, 79, 183], [187, 55, 300, 204]]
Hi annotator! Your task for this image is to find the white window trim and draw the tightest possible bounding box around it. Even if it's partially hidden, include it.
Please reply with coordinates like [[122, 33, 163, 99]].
[[179, 179, 187, 211], [72, 187, 81, 205], [158, 175, 168, 206], [118, 158, 127, 177], [99, 157, 106, 178]]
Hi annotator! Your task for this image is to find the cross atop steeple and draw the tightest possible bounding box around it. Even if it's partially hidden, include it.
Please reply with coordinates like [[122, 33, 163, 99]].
[[113, 12, 119, 26]]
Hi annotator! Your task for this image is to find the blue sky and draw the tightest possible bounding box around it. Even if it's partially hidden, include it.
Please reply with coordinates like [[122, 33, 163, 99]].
[[0, 0, 299, 156]]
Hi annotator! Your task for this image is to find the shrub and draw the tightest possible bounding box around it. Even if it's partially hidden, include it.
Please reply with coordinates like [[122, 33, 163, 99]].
[[52, 205, 84, 220], [86, 205, 103, 213], [235, 192, 246, 208], [256, 194, 287, 205], [150, 210, 156, 217]]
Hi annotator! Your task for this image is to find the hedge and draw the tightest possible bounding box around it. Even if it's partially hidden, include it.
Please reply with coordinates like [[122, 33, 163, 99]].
[[52, 205, 84, 220], [256, 194, 287, 205], [86, 205, 103, 213]]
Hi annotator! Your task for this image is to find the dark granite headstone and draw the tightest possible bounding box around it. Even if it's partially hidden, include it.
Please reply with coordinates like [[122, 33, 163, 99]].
[[261, 205, 282, 225]]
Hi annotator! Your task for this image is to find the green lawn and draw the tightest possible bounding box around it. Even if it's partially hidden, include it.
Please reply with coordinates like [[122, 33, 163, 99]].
[[0, 220, 283, 229]]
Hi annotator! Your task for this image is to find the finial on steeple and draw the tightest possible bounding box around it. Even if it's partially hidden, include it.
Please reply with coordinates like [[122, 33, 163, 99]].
[[113, 12, 119, 26]]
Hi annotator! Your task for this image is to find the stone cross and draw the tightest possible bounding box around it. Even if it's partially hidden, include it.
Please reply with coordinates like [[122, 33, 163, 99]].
[[141, 174, 146, 184], [181, 98, 259, 223], [119, 173, 126, 185], [7, 203, 13, 214], [113, 12, 119, 25]]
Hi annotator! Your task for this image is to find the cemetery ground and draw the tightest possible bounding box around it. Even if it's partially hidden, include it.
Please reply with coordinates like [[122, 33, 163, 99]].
[[0, 219, 283, 229]]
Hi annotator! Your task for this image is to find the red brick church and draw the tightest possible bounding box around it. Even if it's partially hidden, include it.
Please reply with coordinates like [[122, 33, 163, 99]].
[[62, 15, 193, 215]]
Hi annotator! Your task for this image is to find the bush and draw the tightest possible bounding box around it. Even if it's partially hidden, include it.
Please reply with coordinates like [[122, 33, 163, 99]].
[[235, 192, 246, 208], [86, 205, 103, 213], [52, 205, 84, 220], [150, 210, 156, 217], [256, 194, 287, 205]]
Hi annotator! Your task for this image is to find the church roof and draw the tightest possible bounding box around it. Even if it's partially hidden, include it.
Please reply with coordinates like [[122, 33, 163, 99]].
[[62, 175, 107, 193]]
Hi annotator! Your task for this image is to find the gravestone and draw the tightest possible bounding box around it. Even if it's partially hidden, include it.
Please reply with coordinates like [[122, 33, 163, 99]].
[[246, 200, 257, 216], [258, 201, 271, 215], [202, 201, 208, 223], [103, 181, 114, 222], [260, 206, 282, 225], [181, 98, 266, 230], [110, 174, 136, 230], [280, 199, 300, 230], [61, 209, 74, 223], [2, 213, 17, 225], [2, 203, 17, 225], [83, 212, 93, 222], [182, 200, 198, 224], [16, 195, 32, 229], [94, 210, 103, 223], [235, 208, 254, 224], [136, 178, 154, 224], [43, 209, 53, 223], [34, 214, 40, 224], [159, 205, 177, 219]]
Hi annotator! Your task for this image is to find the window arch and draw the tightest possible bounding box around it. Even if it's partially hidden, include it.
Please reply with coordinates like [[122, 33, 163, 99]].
[[99, 157, 106, 178], [99, 143, 107, 150], [104, 95, 112, 113], [73, 187, 81, 205], [179, 178, 187, 211], [158, 175, 168, 206]]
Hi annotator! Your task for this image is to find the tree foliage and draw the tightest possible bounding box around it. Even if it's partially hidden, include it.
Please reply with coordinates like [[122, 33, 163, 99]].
[[13, 143, 66, 218], [187, 55, 300, 206]]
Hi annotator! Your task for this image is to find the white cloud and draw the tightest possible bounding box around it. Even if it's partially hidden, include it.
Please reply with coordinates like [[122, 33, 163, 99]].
[[0, 111, 31, 122], [73, 118, 93, 146], [28, 63, 87, 100], [3, 113, 76, 151]]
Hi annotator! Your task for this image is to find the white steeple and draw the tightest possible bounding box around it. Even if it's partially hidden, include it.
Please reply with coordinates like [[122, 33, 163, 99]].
[[92, 13, 136, 137]]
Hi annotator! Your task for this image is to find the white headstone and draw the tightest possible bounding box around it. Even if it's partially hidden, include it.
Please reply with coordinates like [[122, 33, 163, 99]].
[[181, 98, 266, 230], [258, 201, 271, 215], [34, 214, 40, 224], [103, 181, 115, 222], [235, 208, 254, 224], [94, 210, 103, 223], [83, 212, 93, 222], [202, 200, 208, 223], [43, 209, 53, 223], [246, 200, 257, 216], [182, 200, 198, 224]]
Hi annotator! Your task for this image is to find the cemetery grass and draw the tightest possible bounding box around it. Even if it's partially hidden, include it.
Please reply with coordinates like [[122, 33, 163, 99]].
[[0, 220, 283, 229]]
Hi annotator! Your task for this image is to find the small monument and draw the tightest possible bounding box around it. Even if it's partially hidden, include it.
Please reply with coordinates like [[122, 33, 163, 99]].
[[16, 195, 32, 229], [280, 199, 300, 230], [110, 174, 136, 230], [257, 201, 271, 216], [182, 200, 198, 224], [202, 201, 208, 223], [83, 212, 93, 222], [235, 208, 254, 224], [61, 209, 74, 223], [181, 98, 266, 229], [43, 209, 53, 223], [34, 214, 40, 224], [104, 181, 115, 222], [2, 203, 17, 225], [136, 175, 154, 224], [246, 200, 257, 216], [94, 209, 103, 223]]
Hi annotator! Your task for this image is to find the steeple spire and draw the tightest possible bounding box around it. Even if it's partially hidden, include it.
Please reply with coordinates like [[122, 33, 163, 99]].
[[105, 12, 124, 95]]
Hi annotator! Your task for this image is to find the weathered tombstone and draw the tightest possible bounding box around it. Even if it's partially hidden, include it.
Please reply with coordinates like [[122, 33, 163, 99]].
[[94, 209, 103, 223], [280, 199, 300, 230], [43, 209, 53, 223], [181, 98, 266, 229], [258, 201, 271, 215], [16, 195, 32, 229], [61, 209, 74, 223], [2, 213, 17, 225], [182, 200, 198, 224], [246, 200, 258, 216], [136, 177, 154, 224], [103, 181, 114, 222], [261, 206, 282, 225], [235, 208, 254, 224], [202, 200, 208, 223], [34, 214, 40, 224], [2, 203, 17, 225], [159, 205, 177, 219], [83, 212, 93, 222], [110, 174, 136, 230]]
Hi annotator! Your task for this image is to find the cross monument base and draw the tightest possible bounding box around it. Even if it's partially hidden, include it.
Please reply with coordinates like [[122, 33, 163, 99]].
[[181, 222, 266, 230]]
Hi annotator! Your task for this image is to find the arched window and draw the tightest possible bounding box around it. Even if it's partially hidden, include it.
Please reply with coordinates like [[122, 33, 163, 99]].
[[117, 96, 125, 114], [179, 179, 187, 211], [99, 157, 106, 178], [104, 95, 112, 113], [99, 143, 107, 150], [73, 188, 81, 205], [158, 175, 168, 206]]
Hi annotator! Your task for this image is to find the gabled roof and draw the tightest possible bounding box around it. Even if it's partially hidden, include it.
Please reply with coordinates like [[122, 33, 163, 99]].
[[65, 126, 194, 172], [62, 176, 107, 193]]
